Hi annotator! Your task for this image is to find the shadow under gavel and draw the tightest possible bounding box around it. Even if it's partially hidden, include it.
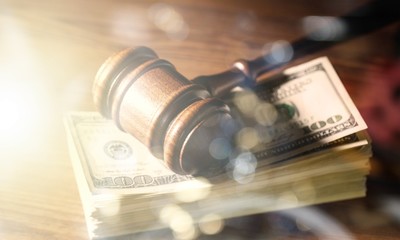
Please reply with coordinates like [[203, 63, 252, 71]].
[[93, 0, 399, 177]]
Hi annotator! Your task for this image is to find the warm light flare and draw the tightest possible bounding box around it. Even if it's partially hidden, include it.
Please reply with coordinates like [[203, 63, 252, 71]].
[[0, 14, 48, 150], [198, 213, 224, 235], [148, 3, 189, 40], [159, 204, 196, 239], [0, 83, 44, 146], [174, 178, 211, 202]]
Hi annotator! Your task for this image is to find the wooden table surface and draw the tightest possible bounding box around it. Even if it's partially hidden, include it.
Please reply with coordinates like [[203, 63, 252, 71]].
[[1, 0, 399, 239]]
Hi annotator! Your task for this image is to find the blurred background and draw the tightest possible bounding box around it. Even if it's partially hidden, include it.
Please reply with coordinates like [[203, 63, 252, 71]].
[[0, 0, 399, 239]]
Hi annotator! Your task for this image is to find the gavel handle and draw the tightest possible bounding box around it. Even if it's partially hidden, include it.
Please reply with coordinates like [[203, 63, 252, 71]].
[[193, 0, 399, 96]]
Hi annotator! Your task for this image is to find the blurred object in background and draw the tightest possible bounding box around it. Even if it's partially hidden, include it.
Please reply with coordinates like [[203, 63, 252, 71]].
[[358, 26, 400, 192]]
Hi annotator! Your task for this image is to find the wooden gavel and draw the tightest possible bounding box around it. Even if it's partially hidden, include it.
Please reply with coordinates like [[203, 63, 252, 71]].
[[93, 0, 398, 177]]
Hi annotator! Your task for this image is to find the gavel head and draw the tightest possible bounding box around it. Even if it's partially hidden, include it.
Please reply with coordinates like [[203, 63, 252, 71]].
[[93, 47, 239, 177]]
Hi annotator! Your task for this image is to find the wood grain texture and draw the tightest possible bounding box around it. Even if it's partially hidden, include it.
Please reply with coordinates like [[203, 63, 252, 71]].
[[0, 0, 399, 239]]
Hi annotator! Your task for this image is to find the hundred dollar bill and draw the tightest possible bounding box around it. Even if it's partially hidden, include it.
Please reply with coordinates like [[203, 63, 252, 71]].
[[64, 112, 200, 195], [227, 57, 368, 162]]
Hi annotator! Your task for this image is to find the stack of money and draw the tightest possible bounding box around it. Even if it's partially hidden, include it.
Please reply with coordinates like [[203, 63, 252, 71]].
[[64, 57, 371, 239]]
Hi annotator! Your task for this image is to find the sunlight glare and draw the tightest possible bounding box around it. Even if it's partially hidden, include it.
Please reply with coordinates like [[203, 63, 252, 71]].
[[0, 14, 48, 150], [0, 83, 44, 146]]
